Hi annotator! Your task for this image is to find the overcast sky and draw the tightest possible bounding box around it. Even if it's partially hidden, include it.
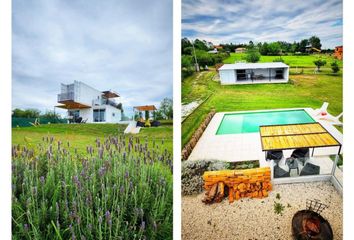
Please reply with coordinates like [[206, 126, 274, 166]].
[[182, 0, 342, 48], [12, 0, 172, 117]]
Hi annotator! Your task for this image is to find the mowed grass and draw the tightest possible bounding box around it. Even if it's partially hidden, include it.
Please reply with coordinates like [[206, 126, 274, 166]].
[[182, 56, 343, 147], [13, 122, 173, 154], [224, 53, 343, 68]]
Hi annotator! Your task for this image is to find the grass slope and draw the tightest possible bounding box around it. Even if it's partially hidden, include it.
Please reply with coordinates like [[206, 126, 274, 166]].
[[224, 53, 343, 68], [13, 123, 173, 154], [182, 57, 342, 147]]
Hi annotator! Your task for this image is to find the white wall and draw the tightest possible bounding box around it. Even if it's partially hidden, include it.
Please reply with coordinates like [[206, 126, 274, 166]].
[[219, 69, 236, 84], [105, 105, 122, 123], [79, 108, 93, 122], [75, 81, 102, 106]]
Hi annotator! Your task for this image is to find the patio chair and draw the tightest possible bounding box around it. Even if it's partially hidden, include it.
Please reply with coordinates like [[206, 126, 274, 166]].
[[75, 117, 83, 123], [313, 102, 329, 116], [151, 120, 161, 127], [300, 162, 320, 176], [274, 165, 290, 178], [266, 150, 284, 165], [136, 121, 145, 127], [286, 157, 299, 175], [291, 148, 310, 165]]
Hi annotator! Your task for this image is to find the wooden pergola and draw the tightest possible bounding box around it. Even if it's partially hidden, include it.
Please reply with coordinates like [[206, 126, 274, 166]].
[[260, 122, 342, 176], [133, 105, 157, 120], [260, 122, 341, 156], [56, 100, 91, 110]]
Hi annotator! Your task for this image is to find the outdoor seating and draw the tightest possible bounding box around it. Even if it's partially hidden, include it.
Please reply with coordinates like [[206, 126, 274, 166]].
[[266, 150, 283, 165], [313, 102, 329, 116], [291, 148, 310, 165], [75, 117, 83, 123], [286, 157, 299, 175], [300, 162, 320, 176], [274, 165, 290, 178], [136, 121, 145, 127], [151, 120, 161, 127]]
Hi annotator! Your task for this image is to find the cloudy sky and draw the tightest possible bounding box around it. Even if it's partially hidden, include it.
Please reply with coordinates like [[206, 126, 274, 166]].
[[182, 0, 342, 48], [13, 0, 172, 117]]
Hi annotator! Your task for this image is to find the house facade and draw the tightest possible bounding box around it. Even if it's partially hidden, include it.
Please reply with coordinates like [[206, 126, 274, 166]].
[[334, 46, 343, 60], [56, 81, 122, 123], [218, 62, 289, 85]]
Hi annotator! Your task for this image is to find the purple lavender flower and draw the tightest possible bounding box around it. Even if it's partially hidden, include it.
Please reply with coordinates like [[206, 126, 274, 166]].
[[120, 186, 124, 194], [24, 223, 29, 232], [39, 176, 45, 185], [140, 221, 145, 231], [124, 171, 129, 179]]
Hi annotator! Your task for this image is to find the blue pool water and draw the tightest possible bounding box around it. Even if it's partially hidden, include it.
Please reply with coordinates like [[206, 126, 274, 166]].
[[216, 110, 315, 135]]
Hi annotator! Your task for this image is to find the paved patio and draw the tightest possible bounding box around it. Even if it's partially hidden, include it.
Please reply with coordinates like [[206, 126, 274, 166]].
[[187, 108, 343, 165]]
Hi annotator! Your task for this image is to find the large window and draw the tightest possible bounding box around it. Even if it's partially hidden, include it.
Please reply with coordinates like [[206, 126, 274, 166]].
[[93, 109, 105, 122]]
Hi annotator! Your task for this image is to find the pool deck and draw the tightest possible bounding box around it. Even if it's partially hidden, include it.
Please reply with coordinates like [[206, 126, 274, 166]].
[[187, 108, 343, 166]]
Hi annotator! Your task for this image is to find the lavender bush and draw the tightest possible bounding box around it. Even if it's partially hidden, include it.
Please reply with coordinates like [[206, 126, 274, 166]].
[[12, 135, 172, 239]]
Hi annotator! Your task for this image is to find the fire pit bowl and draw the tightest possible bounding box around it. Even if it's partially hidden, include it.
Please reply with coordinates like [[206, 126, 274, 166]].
[[292, 210, 333, 240]]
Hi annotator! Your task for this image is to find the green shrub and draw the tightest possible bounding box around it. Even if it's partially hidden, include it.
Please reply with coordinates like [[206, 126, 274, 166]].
[[331, 61, 340, 73], [245, 48, 261, 63], [274, 202, 285, 215], [313, 59, 327, 71]]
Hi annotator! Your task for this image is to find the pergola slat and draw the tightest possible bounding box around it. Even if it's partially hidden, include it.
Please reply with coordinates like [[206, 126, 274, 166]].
[[260, 123, 341, 151]]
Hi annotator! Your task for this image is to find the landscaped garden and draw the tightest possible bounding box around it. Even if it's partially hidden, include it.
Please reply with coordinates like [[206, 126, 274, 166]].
[[12, 123, 173, 239], [182, 53, 342, 147]]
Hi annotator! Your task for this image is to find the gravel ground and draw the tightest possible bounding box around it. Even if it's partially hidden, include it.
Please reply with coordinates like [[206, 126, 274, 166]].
[[182, 181, 342, 240]]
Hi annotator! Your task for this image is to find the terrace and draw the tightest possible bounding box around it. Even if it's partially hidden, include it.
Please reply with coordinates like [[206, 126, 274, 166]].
[[182, 108, 343, 239]]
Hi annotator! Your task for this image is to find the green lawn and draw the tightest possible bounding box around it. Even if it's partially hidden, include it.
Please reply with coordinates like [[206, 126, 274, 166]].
[[13, 122, 173, 154], [224, 53, 343, 68], [182, 55, 343, 147]]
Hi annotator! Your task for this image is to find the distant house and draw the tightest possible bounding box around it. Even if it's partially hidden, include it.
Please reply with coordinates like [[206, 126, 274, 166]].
[[56, 81, 122, 123], [334, 46, 343, 60], [208, 48, 218, 54], [214, 45, 223, 50], [218, 62, 289, 85], [305, 46, 321, 54], [235, 47, 246, 53]]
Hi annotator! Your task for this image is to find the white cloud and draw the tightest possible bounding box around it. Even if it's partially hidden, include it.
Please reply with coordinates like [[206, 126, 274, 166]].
[[12, 0, 172, 116], [182, 0, 342, 48]]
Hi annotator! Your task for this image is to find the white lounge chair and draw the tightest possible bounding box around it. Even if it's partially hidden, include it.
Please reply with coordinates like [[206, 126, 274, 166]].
[[313, 102, 329, 116], [318, 112, 343, 126]]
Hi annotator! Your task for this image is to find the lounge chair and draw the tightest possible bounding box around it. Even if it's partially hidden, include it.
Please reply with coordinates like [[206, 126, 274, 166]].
[[300, 162, 320, 176], [313, 102, 329, 116], [75, 117, 83, 123], [318, 112, 343, 126]]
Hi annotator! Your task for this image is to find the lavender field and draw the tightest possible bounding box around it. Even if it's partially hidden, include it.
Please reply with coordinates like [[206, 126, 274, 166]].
[[12, 135, 172, 239]]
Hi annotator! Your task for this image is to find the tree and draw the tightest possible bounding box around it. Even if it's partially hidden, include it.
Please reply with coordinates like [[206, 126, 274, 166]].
[[331, 61, 340, 73], [245, 48, 260, 63], [267, 42, 282, 55], [259, 42, 269, 55], [12, 108, 41, 118], [309, 36, 322, 50], [299, 39, 309, 53], [182, 38, 192, 54], [181, 55, 193, 69], [160, 98, 173, 119], [193, 39, 209, 51], [41, 110, 61, 119], [313, 59, 327, 71], [195, 50, 213, 68]]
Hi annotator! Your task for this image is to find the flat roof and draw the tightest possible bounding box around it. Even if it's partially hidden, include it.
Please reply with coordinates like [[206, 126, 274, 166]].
[[259, 122, 341, 151], [219, 62, 289, 70]]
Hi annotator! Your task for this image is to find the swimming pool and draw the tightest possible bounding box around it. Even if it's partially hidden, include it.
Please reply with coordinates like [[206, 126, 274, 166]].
[[216, 109, 315, 135]]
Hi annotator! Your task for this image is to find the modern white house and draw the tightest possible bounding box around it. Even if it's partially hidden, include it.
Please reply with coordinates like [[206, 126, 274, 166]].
[[56, 81, 123, 123], [218, 62, 289, 85]]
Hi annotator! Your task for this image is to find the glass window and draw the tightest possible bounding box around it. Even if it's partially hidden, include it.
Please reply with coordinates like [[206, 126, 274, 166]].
[[93, 109, 105, 122]]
